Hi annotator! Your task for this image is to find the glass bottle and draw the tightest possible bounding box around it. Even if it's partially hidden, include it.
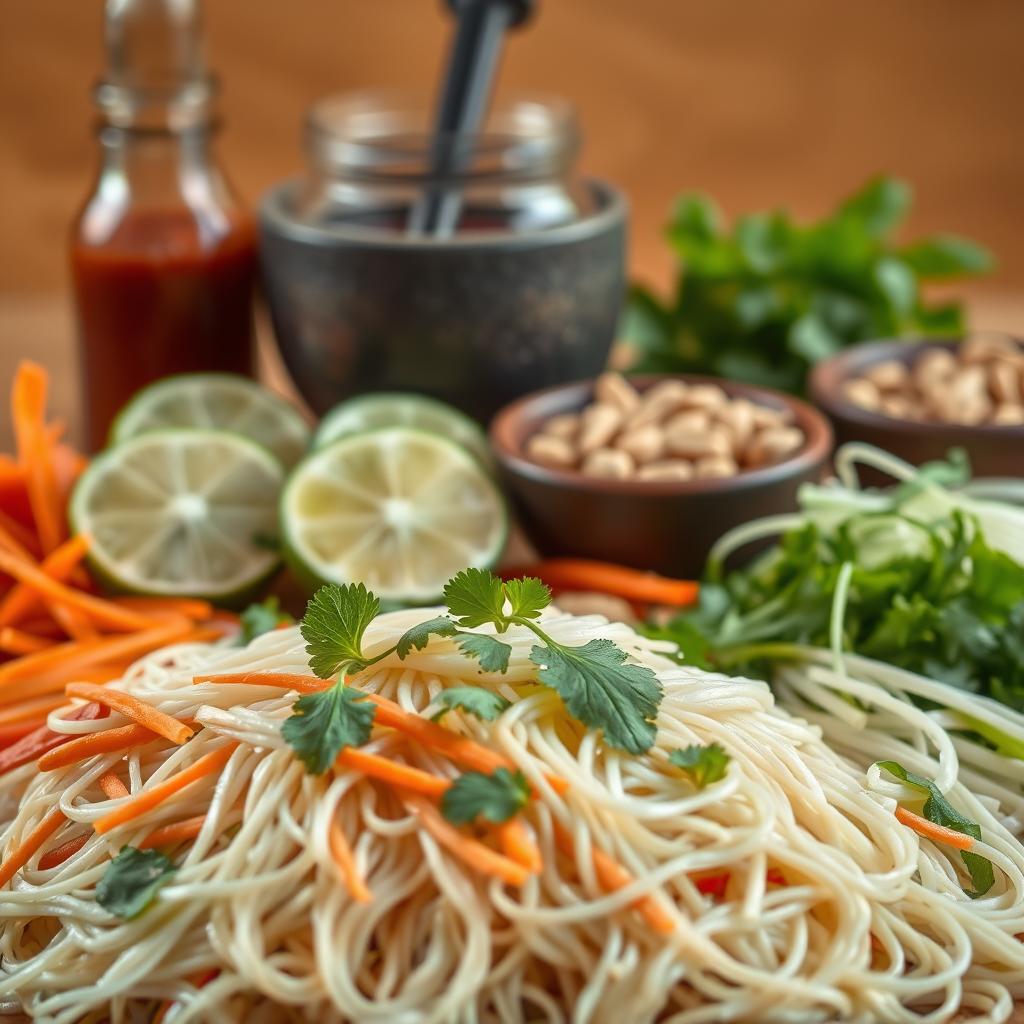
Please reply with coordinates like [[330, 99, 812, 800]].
[[70, 0, 256, 451]]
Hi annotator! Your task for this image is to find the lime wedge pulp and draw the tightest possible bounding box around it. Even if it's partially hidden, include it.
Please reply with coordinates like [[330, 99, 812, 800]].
[[313, 393, 492, 469], [110, 373, 310, 469], [282, 427, 508, 603], [70, 429, 284, 604]]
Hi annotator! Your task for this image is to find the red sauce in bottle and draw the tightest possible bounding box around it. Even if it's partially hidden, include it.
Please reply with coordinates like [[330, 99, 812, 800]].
[[71, 210, 256, 451]]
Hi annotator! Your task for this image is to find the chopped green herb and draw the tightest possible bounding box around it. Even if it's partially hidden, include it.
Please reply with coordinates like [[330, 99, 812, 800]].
[[441, 767, 531, 825], [503, 576, 550, 620], [877, 760, 994, 897], [237, 596, 292, 646], [455, 633, 512, 673], [432, 686, 511, 723], [281, 683, 375, 774], [301, 583, 381, 679], [396, 616, 458, 657], [669, 743, 731, 789], [444, 568, 509, 630], [96, 847, 176, 919]]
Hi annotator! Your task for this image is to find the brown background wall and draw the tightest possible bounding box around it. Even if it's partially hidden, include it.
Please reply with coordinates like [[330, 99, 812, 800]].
[[2, 0, 1023, 302]]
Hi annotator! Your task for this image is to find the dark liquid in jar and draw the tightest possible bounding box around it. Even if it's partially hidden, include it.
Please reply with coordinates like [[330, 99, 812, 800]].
[[71, 210, 257, 451]]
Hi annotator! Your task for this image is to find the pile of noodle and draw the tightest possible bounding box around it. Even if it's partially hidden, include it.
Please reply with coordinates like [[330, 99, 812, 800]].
[[0, 607, 1022, 1024]]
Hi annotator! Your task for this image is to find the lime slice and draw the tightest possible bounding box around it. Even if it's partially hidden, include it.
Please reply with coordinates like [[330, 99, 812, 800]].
[[70, 430, 284, 604], [282, 427, 508, 603], [313, 393, 492, 469], [110, 374, 310, 469]]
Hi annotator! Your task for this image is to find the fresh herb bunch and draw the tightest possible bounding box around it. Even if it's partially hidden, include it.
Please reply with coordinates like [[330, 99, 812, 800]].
[[623, 177, 993, 393]]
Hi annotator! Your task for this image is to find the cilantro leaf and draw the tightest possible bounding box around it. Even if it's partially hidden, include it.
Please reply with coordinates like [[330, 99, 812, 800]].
[[530, 639, 662, 754], [281, 682, 376, 774], [669, 743, 731, 788], [444, 569, 508, 630], [504, 577, 550, 620], [441, 767, 530, 825], [96, 847, 176, 919], [454, 633, 512, 673], [301, 584, 381, 678], [237, 597, 293, 647], [396, 616, 458, 657], [878, 760, 994, 897], [432, 686, 511, 723]]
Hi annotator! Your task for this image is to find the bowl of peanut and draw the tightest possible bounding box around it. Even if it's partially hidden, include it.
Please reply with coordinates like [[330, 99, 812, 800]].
[[489, 373, 832, 577], [809, 334, 1024, 479]]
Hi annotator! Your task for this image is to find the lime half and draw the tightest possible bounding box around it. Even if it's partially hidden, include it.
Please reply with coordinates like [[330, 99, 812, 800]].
[[282, 427, 508, 603], [70, 430, 284, 604], [110, 374, 310, 469], [313, 393, 492, 469]]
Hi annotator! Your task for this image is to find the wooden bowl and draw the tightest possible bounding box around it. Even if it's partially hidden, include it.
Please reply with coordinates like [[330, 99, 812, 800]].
[[489, 375, 833, 578], [809, 337, 1024, 479]]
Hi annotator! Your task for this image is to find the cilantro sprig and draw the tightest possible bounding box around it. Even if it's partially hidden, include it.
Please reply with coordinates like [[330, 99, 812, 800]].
[[441, 768, 531, 825], [669, 743, 731, 789], [237, 596, 293, 647], [878, 760, 993, 897], [96, 847, 176, 919], [432, 686, 511, 723]]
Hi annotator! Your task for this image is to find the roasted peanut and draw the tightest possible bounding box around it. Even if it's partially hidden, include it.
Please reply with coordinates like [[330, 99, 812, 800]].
[[960, 334, 1018, 365], [715, 398, 756, 449], [636, 459, 695, 482], [745, 427, 804, 467], [577, 403, 623, 455], [694, 455, 739, 479], [594, 372, 640, 415], [614, 424, 664, 464], [913, 348, 957, 387], [525, 434, 576, 468], [581, 448, 634, 479], [750, 404, 793, 429], [865, 359, 909, 391], [665, 426, 732, 460], [540, 413, 580, 440], [843, 378, 881, 411], [680, 383, 728, 411], [628, 380, 690, 428], [664, 409, 711, 435], [989, 361, 1022, 404], [992, 404, 1024, 426]]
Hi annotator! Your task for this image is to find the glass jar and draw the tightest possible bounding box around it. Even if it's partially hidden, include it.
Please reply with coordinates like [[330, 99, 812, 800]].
[[292, 90, 596, 237], [70, 0, 256, 451]]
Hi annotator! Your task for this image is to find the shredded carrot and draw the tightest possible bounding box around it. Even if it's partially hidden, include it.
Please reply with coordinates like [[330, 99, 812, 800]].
[[139, 814, 208, 850], [0, 808, 66, 888], [0, 627, 53, 655], [552, 822, 676, 935], [114, 596, 215, 621], [894, 805, 975, 852], [38, 722, 162, 772], [504, 559, 700, 608], [65, 682, 194, 745], [0, 721, 44, 748], [0, 702, 107, 776], [0, 510, 40, 559], [328, 817, 372, 903], [336, 747, 450, 798], [11, 363, 66, 556], [94, 742, 238, 834], [193, 672, 570, 797], [403, 796, 529, 887], [98, 771, 130, 800], [0, 546, 152, 633], [37, 832, 89, 870], [0, 694, 65, 727], [691, 871, 730, 900], [496, 817, 542, 875], [0, 533, 93, 629], [151, 968, 220, 1023], [0, 518, 35, 561]]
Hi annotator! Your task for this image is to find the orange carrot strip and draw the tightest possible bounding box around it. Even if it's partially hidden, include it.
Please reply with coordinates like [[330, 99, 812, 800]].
[[37, 832, 89, 870], [113, 597, 215, 621], [139, 815, 208, 851], [504, 559, 700, 608], [0, 693, 66, 726], [328, 816, 372, 903], [151, 968, 219, 1024], [895, 805, 975, 852], [65, 682, 194, 745], [193, 672, 570, 797], [38, 722, 162, 772], [0, 534, 93, 630], [0, 547, 151, 633], [0, 702, 107, 776], [403, 796, 529, 887], [0, 511, 40, 559], [552, 822, 676, 936], [0, 721, 44, 748], [335, 747, 450, 798], [0, 519, 35, 561], [94, 742, 238, 834], [0, 808, 66, 888], [98, 771, 130, 800], [11, 363, 64, 555], [0, 617, 194, 702], [497, 817, 542, 875], [0, 627, 53, 655]]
